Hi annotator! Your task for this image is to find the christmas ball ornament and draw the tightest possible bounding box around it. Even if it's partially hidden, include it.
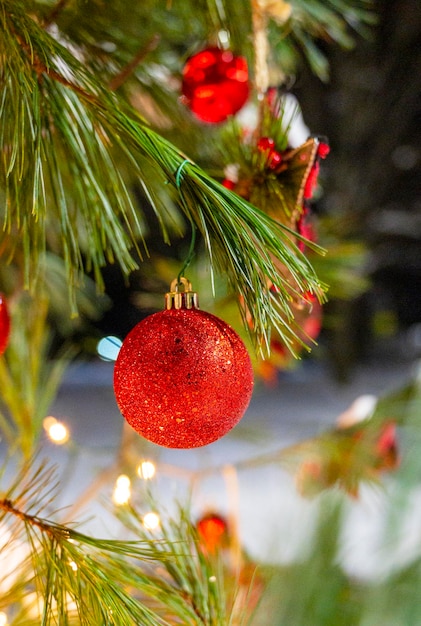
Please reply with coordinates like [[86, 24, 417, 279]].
[[181, 47, 249, 123], [114, 278, 254, 448], [196, 512, 229, 552], [0, 293, 10, 355]]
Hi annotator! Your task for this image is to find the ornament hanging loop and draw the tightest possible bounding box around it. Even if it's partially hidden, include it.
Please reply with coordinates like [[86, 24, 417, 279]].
[[174, 158, 197, 284], [165, 277, 199, 310]]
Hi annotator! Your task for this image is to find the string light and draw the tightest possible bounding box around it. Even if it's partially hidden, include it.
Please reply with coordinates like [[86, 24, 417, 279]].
[[43, 416, 70, 444], [137, 460, 156, 480], [69, 560, 78, 572], [113, 475, 131, 505], [0, 612, 8, 626], [143, 512, 160, 530], [97, 335, 122, 362]]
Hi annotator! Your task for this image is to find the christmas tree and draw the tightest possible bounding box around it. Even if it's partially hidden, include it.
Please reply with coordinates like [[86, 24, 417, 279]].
[[1, 1, 421, 624]]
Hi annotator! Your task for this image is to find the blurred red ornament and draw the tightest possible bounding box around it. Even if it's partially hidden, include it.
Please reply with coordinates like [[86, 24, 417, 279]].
[[196, 512, 229, 552], [114, 279, 254, 448], [0, 293, 10, 355], [181, 47, 249, 123]]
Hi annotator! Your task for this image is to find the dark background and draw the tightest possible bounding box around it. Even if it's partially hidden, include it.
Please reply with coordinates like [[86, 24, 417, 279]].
[[294, 0, 421, 371]]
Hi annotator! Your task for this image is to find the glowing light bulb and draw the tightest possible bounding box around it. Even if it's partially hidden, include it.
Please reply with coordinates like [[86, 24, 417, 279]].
[[143, 512, 160, 530], [137, 460, 156, 480], [113, 474, 131, 505], [69, 560, 78, 572], [0, 612, 8, 626], [97, 335, 122, 362], [43, 417, 70, 444]]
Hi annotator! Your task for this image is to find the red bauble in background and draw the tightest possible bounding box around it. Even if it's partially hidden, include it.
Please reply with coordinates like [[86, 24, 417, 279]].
[[181, 47, 249, 123], [0, 293, 10, 355], [113, 279, 253, 448], [196, 512, 229, 552]]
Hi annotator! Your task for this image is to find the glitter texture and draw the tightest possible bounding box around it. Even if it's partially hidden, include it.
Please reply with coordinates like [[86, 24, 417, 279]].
[[113, 308, 254, 448]]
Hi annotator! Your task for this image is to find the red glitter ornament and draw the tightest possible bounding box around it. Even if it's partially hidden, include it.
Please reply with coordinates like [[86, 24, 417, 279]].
[[114, 278, 253, 448], [0, 293, 10, 355], [181, 46, 249, 123]]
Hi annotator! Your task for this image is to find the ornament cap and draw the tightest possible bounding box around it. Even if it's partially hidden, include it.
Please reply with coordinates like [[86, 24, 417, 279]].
[[165, 277, 199, 310]]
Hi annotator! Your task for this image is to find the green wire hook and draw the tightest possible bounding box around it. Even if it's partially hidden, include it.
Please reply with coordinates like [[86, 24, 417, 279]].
[[174, 159, 197, 284]]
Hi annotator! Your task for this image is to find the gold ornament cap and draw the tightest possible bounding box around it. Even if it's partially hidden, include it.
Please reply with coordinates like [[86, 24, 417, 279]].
[[165, 277, 199, 310]]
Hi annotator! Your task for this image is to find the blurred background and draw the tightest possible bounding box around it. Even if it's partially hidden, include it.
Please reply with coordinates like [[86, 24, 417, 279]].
[[1, 1, 421, 620], [38, 0, 421, 567], [82, 0, 421, 383]]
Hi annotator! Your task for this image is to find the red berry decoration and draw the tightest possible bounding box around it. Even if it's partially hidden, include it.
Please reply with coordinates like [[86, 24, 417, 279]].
[[257, 136, 283, 170], [181, 47, 249, 124], [257, 137, 275, 151], [114, 278, 254, 448], [267, 150, 282, 170], [317, 141, 330, 159], [0, 293, 10, 355], [221, 178, 236, 190]]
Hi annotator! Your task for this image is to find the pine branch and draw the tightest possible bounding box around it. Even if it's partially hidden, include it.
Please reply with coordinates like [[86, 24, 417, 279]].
[[0, 462, 173, 625], [1, 0, 326, 352], [0, 459, 257, 625], [0, 291, 73, 458], [117, 502, 257, 625], [108, 34, 161, 91]]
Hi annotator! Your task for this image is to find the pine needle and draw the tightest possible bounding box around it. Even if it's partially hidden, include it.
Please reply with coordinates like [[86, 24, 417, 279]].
[[1, 0, 326, 351]]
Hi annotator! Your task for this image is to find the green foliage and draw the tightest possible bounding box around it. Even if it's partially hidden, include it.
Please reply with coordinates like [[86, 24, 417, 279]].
[[282, 0, 376, 81], [118, 503, 254, 625], [1, 0, 328, 352], [0, 370, 419, 624], [0, 463, 172, 625], [257, 500, 362, 626], [0, 292, 73, 458], [0, 462, 256, 625]]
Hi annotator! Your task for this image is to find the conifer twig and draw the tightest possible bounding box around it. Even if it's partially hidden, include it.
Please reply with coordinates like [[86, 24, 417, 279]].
[[1, 0, 326, 352], [43, 0, 71, 27], [109, 34, 161, 91]]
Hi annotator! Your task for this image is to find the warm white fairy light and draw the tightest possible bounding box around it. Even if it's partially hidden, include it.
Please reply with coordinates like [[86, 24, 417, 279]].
[[43, 416, 70, 444], [0, 611, 8, 625], [137, 460, 156, 480], [143, 512, 160, 530], [69, 560, 78, 572], [113, 474, 131, 505], [218, 29, 230, 46]]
